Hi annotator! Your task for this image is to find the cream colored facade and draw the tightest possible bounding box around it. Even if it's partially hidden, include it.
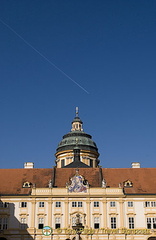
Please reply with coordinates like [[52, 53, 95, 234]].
[[1, 184, 156, 240]]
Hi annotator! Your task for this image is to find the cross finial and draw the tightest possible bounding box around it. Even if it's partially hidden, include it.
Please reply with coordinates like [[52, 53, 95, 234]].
[[76, 107, 79, 117]]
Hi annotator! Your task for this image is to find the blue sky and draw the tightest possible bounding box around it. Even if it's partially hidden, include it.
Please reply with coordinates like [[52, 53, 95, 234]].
[[0, 0, 156, 169]]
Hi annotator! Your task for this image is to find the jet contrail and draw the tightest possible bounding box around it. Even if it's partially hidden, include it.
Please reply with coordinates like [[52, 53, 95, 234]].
[[0, 18, 89, 94]]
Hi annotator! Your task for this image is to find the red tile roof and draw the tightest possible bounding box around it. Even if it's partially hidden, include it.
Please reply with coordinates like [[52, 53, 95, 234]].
[[0, 167, 156, 195], [0, 168, 53, 195], [54, 168, 102, 188], [102, 168, 156, 194]]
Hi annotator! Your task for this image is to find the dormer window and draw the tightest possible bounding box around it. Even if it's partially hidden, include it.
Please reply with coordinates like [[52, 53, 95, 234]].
[[23, 182, 31, 188], [124, 180, 133, 187]]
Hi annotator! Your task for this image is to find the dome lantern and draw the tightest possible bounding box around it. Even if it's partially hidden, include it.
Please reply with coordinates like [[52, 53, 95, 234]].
[[71, 107, 83, 132]]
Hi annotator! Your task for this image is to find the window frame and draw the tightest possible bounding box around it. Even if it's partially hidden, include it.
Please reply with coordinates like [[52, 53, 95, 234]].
[[0, 217, 8, 230], [72, 201, 83, 207], [94, 201, 99, 207], [110, 201, 116, 207], [39, 202, 44, 208], [78, 201, 82, 207], [111, 217, 116, 229], [20, 217, 27, 229], [56, 202, 61, 208], [147, 217, 156, 229], [20, 202, 27, 208], [128, 201, 133, 207], [128, 217, 134, 229], [55, 217, 61, 229], [72, 202, 77, 207], [145, 201, 150, 207], [151, 202, 156, 207], [38, 217, 44, 229], [94, 217, 100, 229]]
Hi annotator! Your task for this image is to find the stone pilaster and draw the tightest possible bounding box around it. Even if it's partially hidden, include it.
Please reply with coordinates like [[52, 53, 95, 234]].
[[102, 199, 107, 228]]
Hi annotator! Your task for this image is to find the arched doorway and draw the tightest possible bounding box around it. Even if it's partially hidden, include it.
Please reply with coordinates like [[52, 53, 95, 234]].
[[148, 237, 156, 240]]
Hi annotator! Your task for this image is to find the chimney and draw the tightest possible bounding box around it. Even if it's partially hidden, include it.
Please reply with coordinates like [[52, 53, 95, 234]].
[[131, 162, 140, 168], [24, 162, 34, 169]]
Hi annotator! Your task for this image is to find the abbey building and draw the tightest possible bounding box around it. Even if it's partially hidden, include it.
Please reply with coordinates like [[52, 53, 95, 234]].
[[0, 110, 156, 240]]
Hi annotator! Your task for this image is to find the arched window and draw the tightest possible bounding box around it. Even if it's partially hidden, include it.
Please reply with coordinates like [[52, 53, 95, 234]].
[[148, 237, 156, 240]]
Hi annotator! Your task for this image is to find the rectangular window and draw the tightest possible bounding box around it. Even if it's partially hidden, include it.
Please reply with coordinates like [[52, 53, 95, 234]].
[[39, 202, 44, 208], [110, 201, 116, 207], [78, 202, 82, 207], [20, 218, 27, 229], [151, 202, 156, 207], [38, 218, 44, 229], [72, 202, 77, 207], [20, 202, 27, 208], [147, 218, 156, 229], [0, 218, 8, 230], [56, 202, 61, 207], [90, 159, 93, 167], [94, 217, 100, 229], [145, 202, 156, 208], [72, 202, 82, 207], [55, 217, 61, 229], [3, 218, 7, 230], [129, 217, 134, 229], [0, 202, 9, 208], [128, 201, 133, 207], [111, 217, 116, 229], [153, 218, 156, 229], [147, 218, 152, 229], [145, 201, 150, 207], [4, 202, 9, 208], [61, 159, 65, 167], [94, 201, 99, 207]]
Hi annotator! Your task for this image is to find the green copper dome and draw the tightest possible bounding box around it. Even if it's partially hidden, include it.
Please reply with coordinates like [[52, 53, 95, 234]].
[[56, 131, 98, 153]]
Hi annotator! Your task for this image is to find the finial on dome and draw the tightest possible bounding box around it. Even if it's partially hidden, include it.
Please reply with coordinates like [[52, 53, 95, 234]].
[[71, 107, 83, 132], [76, 107, 79, 117]]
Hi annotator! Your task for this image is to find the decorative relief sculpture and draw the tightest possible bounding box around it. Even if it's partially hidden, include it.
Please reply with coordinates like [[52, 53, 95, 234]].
[[66, 169, 88, 193]]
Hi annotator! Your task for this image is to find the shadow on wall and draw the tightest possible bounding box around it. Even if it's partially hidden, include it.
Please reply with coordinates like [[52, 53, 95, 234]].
[[0, 200, 33, 240]]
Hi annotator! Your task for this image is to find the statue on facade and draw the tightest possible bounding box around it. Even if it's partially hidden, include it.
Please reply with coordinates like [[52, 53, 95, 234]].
[[102, 179, 106, 188]]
